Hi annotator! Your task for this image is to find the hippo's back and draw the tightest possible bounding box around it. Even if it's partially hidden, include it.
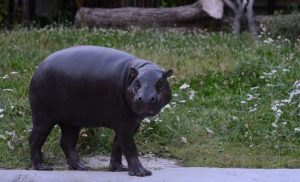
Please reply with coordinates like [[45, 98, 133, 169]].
[[39, 46, 135, 79], [29, 46, 137, 127]]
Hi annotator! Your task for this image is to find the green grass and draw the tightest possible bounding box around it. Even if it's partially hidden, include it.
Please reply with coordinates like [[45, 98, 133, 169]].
[[0, 26, 299, 169]]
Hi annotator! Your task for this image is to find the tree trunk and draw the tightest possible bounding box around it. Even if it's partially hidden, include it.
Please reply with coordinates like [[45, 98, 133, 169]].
[[75, 1, 208, 28], [233, 0, 247, 34], [246, 0, 258, 36], [22, 0, 30, 26]]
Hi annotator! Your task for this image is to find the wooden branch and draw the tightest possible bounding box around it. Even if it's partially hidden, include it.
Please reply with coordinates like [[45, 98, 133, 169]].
[[223, 0, 237, 13], [233, 0, 247, 34], [75, 1, 208, 28], [246, 0, 258, 37]]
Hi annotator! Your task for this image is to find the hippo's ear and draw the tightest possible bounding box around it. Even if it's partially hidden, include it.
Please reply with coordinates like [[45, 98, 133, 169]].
[[129, 68, 138, 78], [163, 69, 173, 78], [128, 68, 139, 84]]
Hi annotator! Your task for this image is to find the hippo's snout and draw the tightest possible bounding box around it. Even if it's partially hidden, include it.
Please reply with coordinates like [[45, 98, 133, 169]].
[[134, 96, 161, 117], [136, 95, 158, 104]]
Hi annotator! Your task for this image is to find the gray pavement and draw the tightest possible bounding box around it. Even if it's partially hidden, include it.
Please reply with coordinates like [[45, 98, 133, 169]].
[[1, 167, 300, 182]]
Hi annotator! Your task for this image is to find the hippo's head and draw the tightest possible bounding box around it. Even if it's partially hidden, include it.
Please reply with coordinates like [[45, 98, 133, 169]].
[[125, 66, 173, 118]]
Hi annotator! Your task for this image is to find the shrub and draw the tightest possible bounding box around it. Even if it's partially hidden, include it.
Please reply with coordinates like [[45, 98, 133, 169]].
[[269, 13, 300, 42]]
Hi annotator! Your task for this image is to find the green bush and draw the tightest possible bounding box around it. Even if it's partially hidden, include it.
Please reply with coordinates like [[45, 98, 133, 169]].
[[270, 13, 300, 42]]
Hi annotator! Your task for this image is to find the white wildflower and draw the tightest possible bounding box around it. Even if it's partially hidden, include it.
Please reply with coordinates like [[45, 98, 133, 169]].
[[288, 90, 300, 102], [263, 70, 277, 77], [5, 131, 16, 137], [173, 93, 178, 97], [282, 122, 287, 125], [281, 99, 290, 103], [272, 122, 278, 128], [2, 89, 13, 92], [179, 83, 190, 90], [205, 127, 214, 134], [231, 116, 238, 121], [0, 108, 4, 113], [271, 70, 277, 74], [240, 101, 247, 104], [274, 109, 283, 118], [7, 141, 14, 150], [171, 102, 177, 106], [293, 80, 300, 89], [282, 68, 290, 72], [2, 74, 9, 79], [180, 136, 187, 144], [163, 104, 171, 109], [0, 135, 6, 140], [250, 86, 259, 90], [263, 38, 274, 44], [294, 127, 300, 133], [143, 118, 151, 123], [10, 71, 18, 75], [179, 100, 186, 103], [10, 106, 14, 110], [0, 114, 3, 118], [189, 90, 196, 100], [247, 94, 255, 101], [249, 107, 257, 112]]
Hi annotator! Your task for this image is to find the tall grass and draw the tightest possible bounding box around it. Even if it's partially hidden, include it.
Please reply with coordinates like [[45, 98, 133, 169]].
[[0, 26, 299, 168]]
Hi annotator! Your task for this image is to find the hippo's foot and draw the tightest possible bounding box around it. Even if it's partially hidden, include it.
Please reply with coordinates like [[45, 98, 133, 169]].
[[128, 166, 152, 177], [109, 161, 128, 172], [33, 164, 53, 171], [68, 162, 89, 171]]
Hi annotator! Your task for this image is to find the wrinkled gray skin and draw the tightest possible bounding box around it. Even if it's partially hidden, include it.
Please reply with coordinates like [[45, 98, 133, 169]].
[[28, 46, 172, 177]]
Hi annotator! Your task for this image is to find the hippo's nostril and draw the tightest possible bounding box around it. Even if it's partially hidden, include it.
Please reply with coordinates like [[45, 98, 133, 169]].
[[137, 97, 142, 102], [150, 96, 156, 102]]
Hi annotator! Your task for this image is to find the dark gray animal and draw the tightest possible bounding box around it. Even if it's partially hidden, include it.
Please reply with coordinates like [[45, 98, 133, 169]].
[[29, 46, 173, 176]]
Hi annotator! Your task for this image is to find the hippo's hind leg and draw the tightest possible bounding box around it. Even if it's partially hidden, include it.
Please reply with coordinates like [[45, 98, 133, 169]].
[[59, 123, 89, 170], [29, 117, 55, 170], [109, 132, 128, 172]]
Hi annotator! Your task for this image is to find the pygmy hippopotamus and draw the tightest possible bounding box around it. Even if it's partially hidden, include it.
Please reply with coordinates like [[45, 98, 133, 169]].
[[28, 46, 173, 176]]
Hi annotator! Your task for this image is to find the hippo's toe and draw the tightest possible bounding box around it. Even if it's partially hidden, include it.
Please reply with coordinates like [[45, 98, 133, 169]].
[[68, 162, 89, 171], [33, 164, 53, 171], [109, 162, 128, 172]]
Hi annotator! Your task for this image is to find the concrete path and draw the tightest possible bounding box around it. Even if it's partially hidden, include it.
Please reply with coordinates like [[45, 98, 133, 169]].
[[1, 167, 300, 182]]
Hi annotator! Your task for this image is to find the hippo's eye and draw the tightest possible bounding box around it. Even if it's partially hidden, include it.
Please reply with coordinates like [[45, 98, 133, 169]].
[[156, 79, 164, 90], [134, 80, 141, 89]]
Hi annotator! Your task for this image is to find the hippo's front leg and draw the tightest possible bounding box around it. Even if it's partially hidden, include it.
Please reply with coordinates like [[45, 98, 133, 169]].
[[117, 124, 152, 177], [109, 133, 128, 172]]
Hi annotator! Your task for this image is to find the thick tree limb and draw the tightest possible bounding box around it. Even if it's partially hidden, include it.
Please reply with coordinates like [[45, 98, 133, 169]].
[[223, 0, 237, 13], [224, 0, 257, 36], [233, 0, 247, 34], [75, 1, 208, 28], [246, 0, 258, 36]]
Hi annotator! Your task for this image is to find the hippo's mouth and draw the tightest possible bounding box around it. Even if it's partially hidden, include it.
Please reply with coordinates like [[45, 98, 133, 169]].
[[140, 111, 158, 118]]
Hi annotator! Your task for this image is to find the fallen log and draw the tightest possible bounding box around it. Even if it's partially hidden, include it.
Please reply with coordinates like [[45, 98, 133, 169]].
[[75, 1, 209, 28]]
